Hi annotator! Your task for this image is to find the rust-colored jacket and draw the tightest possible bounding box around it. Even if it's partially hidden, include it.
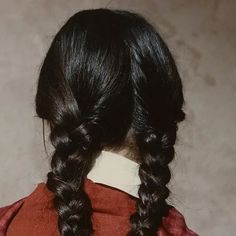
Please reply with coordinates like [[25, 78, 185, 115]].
[[0, 178, 197, 236]]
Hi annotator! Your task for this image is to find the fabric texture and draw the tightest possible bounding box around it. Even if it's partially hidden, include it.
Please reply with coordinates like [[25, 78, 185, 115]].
[[0, 178, 198, 236]]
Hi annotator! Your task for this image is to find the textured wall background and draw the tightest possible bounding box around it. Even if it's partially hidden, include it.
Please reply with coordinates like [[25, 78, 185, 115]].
[[0, 1, 235, 235]]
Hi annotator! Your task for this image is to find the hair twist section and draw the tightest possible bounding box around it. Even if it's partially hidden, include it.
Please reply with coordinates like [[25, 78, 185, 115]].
[[47, 121, 101, 236], [128, 124, 178, 236]]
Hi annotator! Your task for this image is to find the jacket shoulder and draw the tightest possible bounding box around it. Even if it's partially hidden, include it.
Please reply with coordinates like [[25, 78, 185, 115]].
[[0, 182, 55, 236], [0, 198, 26, 235], [0, 183, 199, 236], [159, 206, 198, 236]]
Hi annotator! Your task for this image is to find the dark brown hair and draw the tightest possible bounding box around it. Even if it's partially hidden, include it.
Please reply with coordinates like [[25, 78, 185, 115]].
[[35, 8, 185, 236]]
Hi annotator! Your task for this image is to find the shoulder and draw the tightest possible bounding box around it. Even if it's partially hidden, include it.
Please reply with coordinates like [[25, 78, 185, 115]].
[[0, 183, 198, 236], [0, 198, 25, 235], [0, 182, 54, 216], [0, 182, 59, 236], [159, 206, 198, 236]]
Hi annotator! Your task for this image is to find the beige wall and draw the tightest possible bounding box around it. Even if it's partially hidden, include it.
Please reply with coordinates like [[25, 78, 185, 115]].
[[0, 1, 235, 235]]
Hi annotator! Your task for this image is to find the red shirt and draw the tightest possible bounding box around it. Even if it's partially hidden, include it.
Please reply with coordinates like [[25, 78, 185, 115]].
[[0, 178, 198, 236]]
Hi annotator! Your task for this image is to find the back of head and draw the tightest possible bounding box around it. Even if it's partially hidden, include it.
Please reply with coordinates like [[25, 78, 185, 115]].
[[35, 8, 185, 236]]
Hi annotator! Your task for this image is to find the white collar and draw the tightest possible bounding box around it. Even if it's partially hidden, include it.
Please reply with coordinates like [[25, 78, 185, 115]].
[[87, 150, 141, 198]]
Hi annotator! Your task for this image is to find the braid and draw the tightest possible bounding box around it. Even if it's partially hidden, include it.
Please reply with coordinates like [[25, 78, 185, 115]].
[[124, 12, 186, 235], [128, 123, 180, 235], [47, 121, 102, 236]]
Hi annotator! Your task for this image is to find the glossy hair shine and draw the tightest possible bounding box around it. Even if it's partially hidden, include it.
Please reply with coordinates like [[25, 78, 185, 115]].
[[35, 8, 185, 236]]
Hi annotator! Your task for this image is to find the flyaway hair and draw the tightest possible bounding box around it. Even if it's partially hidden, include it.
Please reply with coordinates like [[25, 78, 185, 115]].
[[35, 8, 185, 236]]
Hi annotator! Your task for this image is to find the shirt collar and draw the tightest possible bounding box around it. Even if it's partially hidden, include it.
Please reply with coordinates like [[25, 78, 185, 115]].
[[87, 150, 141, 198]]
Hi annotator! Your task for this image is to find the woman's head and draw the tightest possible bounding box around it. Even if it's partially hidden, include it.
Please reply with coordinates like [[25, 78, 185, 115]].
[[35, 8, 185, 236]]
